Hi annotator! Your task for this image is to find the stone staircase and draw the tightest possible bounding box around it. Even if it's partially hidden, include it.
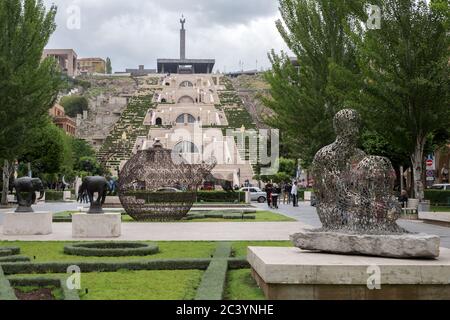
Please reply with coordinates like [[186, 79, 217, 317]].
[[97, 94, 155, 174]]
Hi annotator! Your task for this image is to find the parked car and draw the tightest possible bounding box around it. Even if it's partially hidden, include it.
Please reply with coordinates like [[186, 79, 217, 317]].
[[430, 184, 450, 191], [240, 187, 267, 203]]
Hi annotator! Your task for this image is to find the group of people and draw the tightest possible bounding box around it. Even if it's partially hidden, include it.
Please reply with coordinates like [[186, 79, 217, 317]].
[[265, 181, 305, 209]]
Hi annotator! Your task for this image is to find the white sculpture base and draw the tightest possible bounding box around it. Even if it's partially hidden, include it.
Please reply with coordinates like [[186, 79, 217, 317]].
[[248, 246, 450, 300], [2, 211, 52, 235], [72, 213, 121, 238]]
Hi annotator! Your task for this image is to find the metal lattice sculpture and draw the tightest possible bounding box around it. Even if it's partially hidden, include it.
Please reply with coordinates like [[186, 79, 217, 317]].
[[118, 140, 216, 221], [312, 109, 405, 235]]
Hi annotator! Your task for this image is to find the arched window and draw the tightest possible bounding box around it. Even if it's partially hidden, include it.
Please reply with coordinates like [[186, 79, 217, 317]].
[[161, 98, 167, 103], [173, 141, 199, 154], [177, 95, 195, 104], [179, 81, 194, 88], [155, 118, 162, 125], [176, 113, 196, 124]]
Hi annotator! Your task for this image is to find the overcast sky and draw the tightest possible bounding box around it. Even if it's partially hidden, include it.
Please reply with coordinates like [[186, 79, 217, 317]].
[[42, 0, 290, 73]]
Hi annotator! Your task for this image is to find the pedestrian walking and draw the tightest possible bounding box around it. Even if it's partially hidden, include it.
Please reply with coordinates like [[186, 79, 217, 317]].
[[291, 181, 299, 207], [265, 182, 273, 208]]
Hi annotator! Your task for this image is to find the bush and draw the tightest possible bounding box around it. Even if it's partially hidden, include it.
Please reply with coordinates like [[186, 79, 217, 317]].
[[197, 191, 245, 203], [60, 95, 89, 117], [424, 190, 450, 205], [45, 191, 64, 201], [1, 259, 213, 275], [63, 242, 159, 257]]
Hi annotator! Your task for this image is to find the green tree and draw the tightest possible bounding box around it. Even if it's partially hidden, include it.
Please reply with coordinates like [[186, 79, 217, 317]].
[[0, 0, 60, 205], [333, 0, 449, 200], [106, 57, 112, 74], [75, 156, 104, 177], [19, 118, 72, 178], [60, 95, 89, 117], [262, 0, 366, 167]]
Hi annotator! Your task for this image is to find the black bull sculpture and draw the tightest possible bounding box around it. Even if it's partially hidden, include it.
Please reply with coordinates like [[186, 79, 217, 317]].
[[78, 176, 109, 214]]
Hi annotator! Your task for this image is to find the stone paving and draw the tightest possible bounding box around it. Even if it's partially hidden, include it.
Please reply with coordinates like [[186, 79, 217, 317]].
[[0, 221, 306, 241]]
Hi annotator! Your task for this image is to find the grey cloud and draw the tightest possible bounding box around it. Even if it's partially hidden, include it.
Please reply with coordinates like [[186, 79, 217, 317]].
[[42, 0, 288, 72]]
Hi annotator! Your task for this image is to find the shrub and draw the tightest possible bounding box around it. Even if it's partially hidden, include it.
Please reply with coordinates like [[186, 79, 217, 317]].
[[195, 243, 231, 300], [8, 277, 80, 300], [63, 242, 159, 257], [45, 191, 64, 201], [197, 191, 245, 203], [60, 95, 89, 117], [424, 190, 450, 205]]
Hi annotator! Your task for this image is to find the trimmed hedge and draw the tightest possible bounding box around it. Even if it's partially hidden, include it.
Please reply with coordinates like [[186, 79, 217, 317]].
[[195, 242, 231, 300], [1, 259, 213, 275], [45, 191, 64, 201], [197, 191, 245, 203], [424, 190, 450, 205], [8, 277, 80, 300], [0, 247, 20, 257], [0, 266, 16, 300], [0, 256, 30, 263], [63, 242, 159, 257]]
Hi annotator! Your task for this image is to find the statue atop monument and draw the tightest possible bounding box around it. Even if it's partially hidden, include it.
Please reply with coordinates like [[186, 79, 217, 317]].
[[180, 15, 186, 30]]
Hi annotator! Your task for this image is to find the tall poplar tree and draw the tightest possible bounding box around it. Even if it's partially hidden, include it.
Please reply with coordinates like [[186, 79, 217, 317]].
[[0, 0, 61, 205]]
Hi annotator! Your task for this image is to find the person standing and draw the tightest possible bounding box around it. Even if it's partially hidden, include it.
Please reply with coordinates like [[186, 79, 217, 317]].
[[265, 182, 273, 208], [284, 182, 292, 204], [291, 181, 299, 207]]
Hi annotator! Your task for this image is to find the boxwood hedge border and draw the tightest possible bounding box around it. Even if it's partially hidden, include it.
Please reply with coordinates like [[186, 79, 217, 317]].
[[1, 243, 252, 301], [63, 242, 159, 257]]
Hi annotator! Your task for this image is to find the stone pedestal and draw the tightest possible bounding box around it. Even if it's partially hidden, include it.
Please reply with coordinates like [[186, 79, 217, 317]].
[[72, 213, 121, 238], [2, 212, 52, 235], [248, 246, 450, 300], [291, 231, 440, 259]]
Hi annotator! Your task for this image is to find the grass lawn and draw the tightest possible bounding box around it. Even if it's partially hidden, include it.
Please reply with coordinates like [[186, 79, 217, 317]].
[[225, 269, 265, 300], [55, 210, 295, 223], [430, 206, 450, 212], [78, 270, 203, 300], [1, 241, 293, 300], [0, 241, 292, 262]]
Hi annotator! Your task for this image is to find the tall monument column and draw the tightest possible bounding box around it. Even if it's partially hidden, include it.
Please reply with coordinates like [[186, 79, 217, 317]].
[[180, 15, 186, 60]]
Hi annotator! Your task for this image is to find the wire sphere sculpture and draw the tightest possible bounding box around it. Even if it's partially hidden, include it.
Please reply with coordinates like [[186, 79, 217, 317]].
[[118, 140, 216, 221]]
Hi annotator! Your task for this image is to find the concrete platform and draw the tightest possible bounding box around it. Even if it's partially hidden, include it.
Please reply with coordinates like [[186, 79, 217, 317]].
[[72, 213, 121, 238], [2, 212, 52, 236], [420, 212, 450, 226], [248, 246, 450, 300]]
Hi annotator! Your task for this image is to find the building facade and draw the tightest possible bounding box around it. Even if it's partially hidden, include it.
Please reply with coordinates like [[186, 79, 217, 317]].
[[78, 58, 106, 74], [42, 49, 78, 77], [49, 104, 77, 136]]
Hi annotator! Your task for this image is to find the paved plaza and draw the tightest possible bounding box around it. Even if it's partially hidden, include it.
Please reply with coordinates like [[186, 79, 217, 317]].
[[1, 201, 449, 245]]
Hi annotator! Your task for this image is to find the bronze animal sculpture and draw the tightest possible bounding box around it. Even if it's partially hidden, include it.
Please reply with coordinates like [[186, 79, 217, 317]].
[[12, 177, 45, 213], [78, 176, 109, 214]]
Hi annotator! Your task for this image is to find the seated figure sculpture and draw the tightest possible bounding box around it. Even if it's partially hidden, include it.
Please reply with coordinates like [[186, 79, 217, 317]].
[[312, 109, 366, 230], [291, 109, 440, 258]]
